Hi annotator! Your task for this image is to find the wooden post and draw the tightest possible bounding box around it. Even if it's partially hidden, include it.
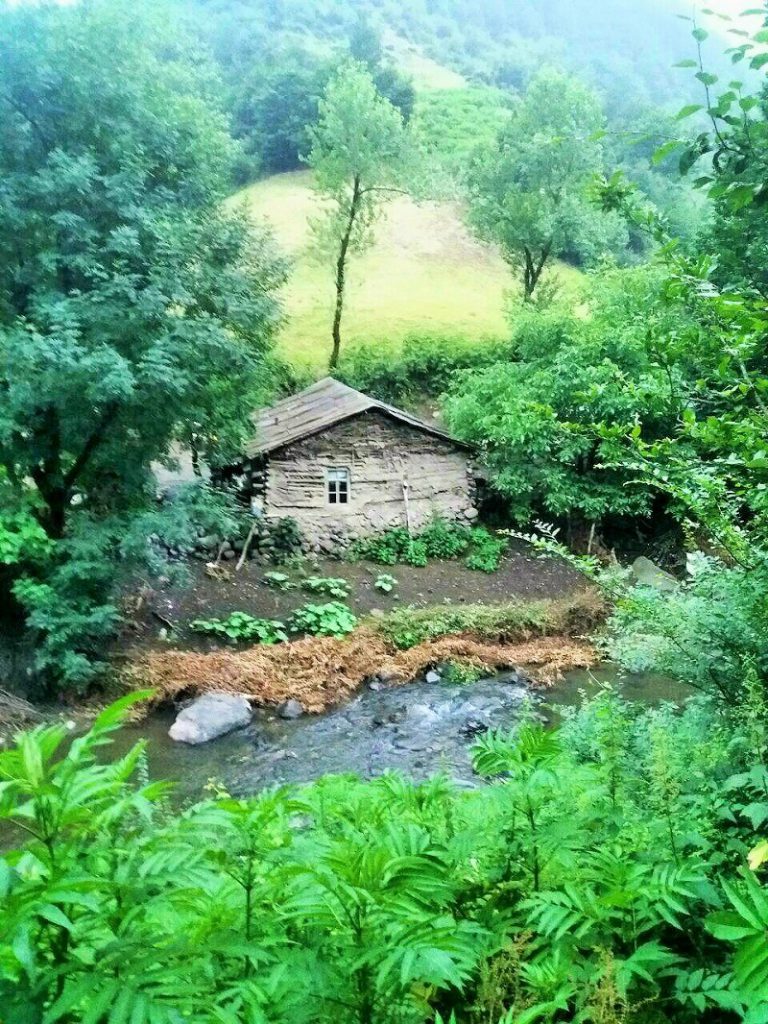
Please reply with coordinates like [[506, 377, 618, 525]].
[[236, 521, 258, 572], [402, 480, 412, 536]]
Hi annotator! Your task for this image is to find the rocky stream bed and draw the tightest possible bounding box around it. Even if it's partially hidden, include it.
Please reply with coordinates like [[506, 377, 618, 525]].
[[106, 665, 691, 802]]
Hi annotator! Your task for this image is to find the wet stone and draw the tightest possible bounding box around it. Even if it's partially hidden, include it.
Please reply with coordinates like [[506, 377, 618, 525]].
[[278, 699, 304, 720]]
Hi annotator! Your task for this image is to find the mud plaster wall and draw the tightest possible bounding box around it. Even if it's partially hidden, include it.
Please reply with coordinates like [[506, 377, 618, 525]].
[[262, 410, 476, 544]]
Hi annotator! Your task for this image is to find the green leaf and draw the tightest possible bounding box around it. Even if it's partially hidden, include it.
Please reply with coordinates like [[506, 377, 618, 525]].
[[92, 691, 154, 733], [707, 910, 759, 941], [652, 140, 684, 165], [675, 104, 704, 120], [38, 905, 74, 930]]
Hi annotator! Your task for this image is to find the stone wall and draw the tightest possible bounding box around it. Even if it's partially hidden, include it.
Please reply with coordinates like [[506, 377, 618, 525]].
[[262, 410, 476, 548]]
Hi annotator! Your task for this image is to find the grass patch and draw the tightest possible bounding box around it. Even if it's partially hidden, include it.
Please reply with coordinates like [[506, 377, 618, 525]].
[[373, 591, 605, 650], [233, 170, 582, 369]]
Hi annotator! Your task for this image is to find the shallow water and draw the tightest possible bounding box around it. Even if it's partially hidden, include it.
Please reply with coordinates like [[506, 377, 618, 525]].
[[107, 665, 692, 803]]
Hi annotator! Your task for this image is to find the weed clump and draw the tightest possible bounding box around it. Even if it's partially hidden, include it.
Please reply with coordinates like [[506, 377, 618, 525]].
[[350, 519, 507, 572]]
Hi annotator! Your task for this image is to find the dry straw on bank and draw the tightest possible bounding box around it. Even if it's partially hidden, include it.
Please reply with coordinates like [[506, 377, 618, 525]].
[[126, 627, 597, 715]]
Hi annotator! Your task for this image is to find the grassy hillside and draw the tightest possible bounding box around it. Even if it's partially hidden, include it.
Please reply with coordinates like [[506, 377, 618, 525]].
[[236, 170, 581, 369]]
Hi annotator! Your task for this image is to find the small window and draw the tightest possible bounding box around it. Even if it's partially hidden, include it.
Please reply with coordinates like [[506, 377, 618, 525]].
[[327, 468, 350, 505]]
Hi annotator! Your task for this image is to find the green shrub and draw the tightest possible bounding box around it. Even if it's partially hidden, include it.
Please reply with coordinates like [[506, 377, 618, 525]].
[[190, 612, 288, 645], [289, 601, 357, 638], [350, 528, 428, 567], [463, 527, 506, 572], [262, 570, 296, 591], [442, 661, 486, 684], [301, 576, 352, 599], [337, 331, 512, 405], [0, 510, 53, 567], [420, 519, 472, 559], [267, 517, 304, 563], [351, 521, 506, 573], [606, 553, 768, 706], [374, 573, 397, 593], [2, 692, 766, 1022]]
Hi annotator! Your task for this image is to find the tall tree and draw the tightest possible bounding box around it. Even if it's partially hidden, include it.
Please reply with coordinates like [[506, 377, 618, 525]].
[[466, 67, 607, 299], [0, 0, 285, 684], [307, 62, 411, 370]]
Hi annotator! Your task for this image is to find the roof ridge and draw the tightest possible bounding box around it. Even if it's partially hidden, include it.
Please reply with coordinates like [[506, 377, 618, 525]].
[[243, 376, 471, 459]]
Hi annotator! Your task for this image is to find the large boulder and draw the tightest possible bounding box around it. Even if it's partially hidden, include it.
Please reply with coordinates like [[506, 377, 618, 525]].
[[631, 556, 678, 593], [168, 693, 252, 745]]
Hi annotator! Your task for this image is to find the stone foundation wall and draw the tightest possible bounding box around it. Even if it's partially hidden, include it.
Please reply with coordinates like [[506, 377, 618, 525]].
[[263, 410, 476, 549]]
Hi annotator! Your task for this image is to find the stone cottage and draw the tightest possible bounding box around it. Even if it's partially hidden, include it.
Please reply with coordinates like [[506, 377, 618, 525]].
[[229, 378, 477, 547]]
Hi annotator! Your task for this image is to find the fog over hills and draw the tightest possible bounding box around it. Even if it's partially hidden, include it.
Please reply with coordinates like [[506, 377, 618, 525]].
[[192, 0, 751, 116]]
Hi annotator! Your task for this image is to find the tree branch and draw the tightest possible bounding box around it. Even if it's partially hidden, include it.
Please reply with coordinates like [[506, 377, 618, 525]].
[[63, 402, 119, 491]]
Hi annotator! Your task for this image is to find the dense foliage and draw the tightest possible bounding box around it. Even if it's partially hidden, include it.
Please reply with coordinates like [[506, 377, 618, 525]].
[[337, 332, 512, 405], [185, 0, 711, 118], [3, 691, 768, 1022], [0, 0, 285, 687], [466, 69, 624, 297], [350, 522, 507, 573], [443, 267, 695, 528]]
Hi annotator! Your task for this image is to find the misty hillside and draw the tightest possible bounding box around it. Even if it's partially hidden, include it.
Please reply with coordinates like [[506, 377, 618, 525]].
[[191, 0, 721, 116]]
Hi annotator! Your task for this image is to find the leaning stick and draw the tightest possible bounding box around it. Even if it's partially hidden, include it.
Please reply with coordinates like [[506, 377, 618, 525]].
[[236, 521, 258, 571]]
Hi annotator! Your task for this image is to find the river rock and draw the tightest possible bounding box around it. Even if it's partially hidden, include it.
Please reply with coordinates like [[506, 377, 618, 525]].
[[459, 718, 489, 739], [408, 703, 439, 724], [278, 698, 304, 720], [632, 556, 678, 592], [425, 670, 442, 684], [168, 693, 252, 745]]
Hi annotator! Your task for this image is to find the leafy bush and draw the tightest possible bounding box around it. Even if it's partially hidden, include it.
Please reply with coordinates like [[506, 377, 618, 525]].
[[267, 517, 304, 563], [443, 268, 691, 526], [301, 576, 351, 599], [337, 331, 512, 404], [420, 518, 472, 559], [351, 520, 507, 573], [190, 612, 288, 645], [350, 528, 428, 567], [442, 661, 485, 684], [3, 692, 768, 1022], [289, 601, 357, 638], [373, 573, 397, 593], [0, 510, 53, 567], [463, 527, 506, 572], [606, 553, 768, 706], [263, 571, 296, 591]]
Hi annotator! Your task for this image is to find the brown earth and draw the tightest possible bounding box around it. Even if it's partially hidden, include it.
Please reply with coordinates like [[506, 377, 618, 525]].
[[119, 541, 600, 716], [123, 539, 588, 652]]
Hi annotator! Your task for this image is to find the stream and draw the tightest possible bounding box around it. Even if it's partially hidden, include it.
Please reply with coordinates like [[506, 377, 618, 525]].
[[107, 665, 691, 803]]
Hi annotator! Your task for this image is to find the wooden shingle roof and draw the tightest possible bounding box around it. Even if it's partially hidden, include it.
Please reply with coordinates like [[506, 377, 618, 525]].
[[245, 377, 470, 458]]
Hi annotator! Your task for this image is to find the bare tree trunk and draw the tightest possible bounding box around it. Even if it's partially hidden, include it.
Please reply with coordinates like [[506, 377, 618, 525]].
[[190, 432, 202, 478], [329, 175, 362, 371], [522, 241, 553, 301]]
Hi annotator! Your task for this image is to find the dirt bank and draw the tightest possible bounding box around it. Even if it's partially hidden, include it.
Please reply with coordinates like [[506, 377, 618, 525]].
[[122, 540, 589, 652], [125, 588, 603, 714]]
